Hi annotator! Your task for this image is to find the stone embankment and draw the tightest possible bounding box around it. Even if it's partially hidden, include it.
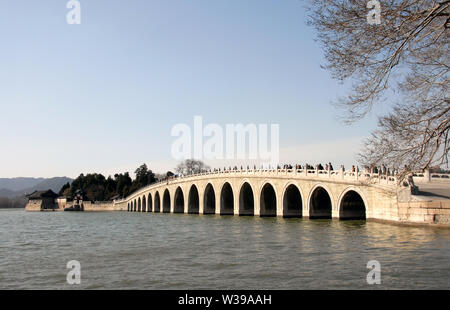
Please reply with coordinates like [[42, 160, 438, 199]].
[[25, 198, 124, 212]]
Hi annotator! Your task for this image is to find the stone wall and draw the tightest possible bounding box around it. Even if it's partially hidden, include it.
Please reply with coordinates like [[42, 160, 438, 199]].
[[25, 198, 58, 211], [82, 201, 120, 211], [27, 199, 124, 212], [25, 200, 43, 211], [398, 200, 450, 225]]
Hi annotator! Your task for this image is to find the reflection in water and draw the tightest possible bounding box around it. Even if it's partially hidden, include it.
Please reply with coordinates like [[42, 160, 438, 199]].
[[0, 210, 449, 289]]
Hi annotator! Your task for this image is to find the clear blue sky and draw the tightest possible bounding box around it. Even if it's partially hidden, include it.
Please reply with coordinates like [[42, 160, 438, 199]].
[[0, 0, 383, 178]]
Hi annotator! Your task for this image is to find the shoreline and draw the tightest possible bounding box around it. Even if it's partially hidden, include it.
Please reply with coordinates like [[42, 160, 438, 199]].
[[17, 206, 450, 229]]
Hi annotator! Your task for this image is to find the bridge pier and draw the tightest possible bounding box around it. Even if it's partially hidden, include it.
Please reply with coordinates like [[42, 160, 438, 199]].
[[254, 191, 260, 217], [332, 208, 340, 219], [233, 187, 239, 216], [198, 187, 205, 214]]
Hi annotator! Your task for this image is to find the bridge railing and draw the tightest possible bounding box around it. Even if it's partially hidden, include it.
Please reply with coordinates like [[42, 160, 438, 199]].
[[413, 171, 450, 183]]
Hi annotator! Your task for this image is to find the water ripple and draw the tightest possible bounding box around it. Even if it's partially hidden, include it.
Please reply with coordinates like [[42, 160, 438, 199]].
[[0, 209, 449, 289]]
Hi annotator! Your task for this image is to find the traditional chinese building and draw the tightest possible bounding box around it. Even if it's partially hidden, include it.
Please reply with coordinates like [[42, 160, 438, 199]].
[[25, 190, 58, 211]]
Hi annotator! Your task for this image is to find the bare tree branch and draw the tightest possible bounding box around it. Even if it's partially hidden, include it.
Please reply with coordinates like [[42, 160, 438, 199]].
[[306, 0, 449, 175]]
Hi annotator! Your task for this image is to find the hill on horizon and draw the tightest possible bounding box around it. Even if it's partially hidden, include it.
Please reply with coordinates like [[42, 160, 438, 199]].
[[0, 177, 73, 199], [0, 177, 46, 192]]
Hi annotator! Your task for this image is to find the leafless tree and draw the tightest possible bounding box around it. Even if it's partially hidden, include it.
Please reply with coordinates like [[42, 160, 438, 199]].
[[306, 0, 449, 176], [175, 159, 210, 175]]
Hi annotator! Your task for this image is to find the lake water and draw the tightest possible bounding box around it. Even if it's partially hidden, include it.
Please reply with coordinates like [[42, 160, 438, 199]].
[[0, 209, 449, 289]]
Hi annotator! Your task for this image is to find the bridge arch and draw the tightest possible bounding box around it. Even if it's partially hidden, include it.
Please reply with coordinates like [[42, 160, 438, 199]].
[[308, 184, 333, 219], [134, 199, 137, 212], [154, 192, 161, 212], [203, 183, 216, 214], [220, 182, 234, 215], [163, 189, 171, 213], [282, 183, 303, 218], [174, 187, 185, 213], [188, 185, 200, 214], [142, 195, 146, 212], [147, 193, 153, 212], [239, 181, 255, 216], [127, 202, 130, 212], [338, 187, 367, 220], [138, 197, 142, 212], [260, 182, 277, 217]]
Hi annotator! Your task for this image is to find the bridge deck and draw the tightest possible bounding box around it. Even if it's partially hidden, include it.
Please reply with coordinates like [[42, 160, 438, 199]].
[[415, 183, 450, 200]]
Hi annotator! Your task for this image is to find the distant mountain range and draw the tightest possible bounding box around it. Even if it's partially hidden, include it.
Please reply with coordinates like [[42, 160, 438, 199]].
[[0, 177, 73, 198]]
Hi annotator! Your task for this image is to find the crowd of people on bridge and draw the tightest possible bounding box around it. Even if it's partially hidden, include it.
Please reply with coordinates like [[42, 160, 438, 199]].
[[362, 164, 406, 176], [178, 163, 407, 177]]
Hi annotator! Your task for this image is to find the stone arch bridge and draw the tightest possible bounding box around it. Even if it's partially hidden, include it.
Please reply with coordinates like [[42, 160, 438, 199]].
[[114, 168, 408, 221]]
